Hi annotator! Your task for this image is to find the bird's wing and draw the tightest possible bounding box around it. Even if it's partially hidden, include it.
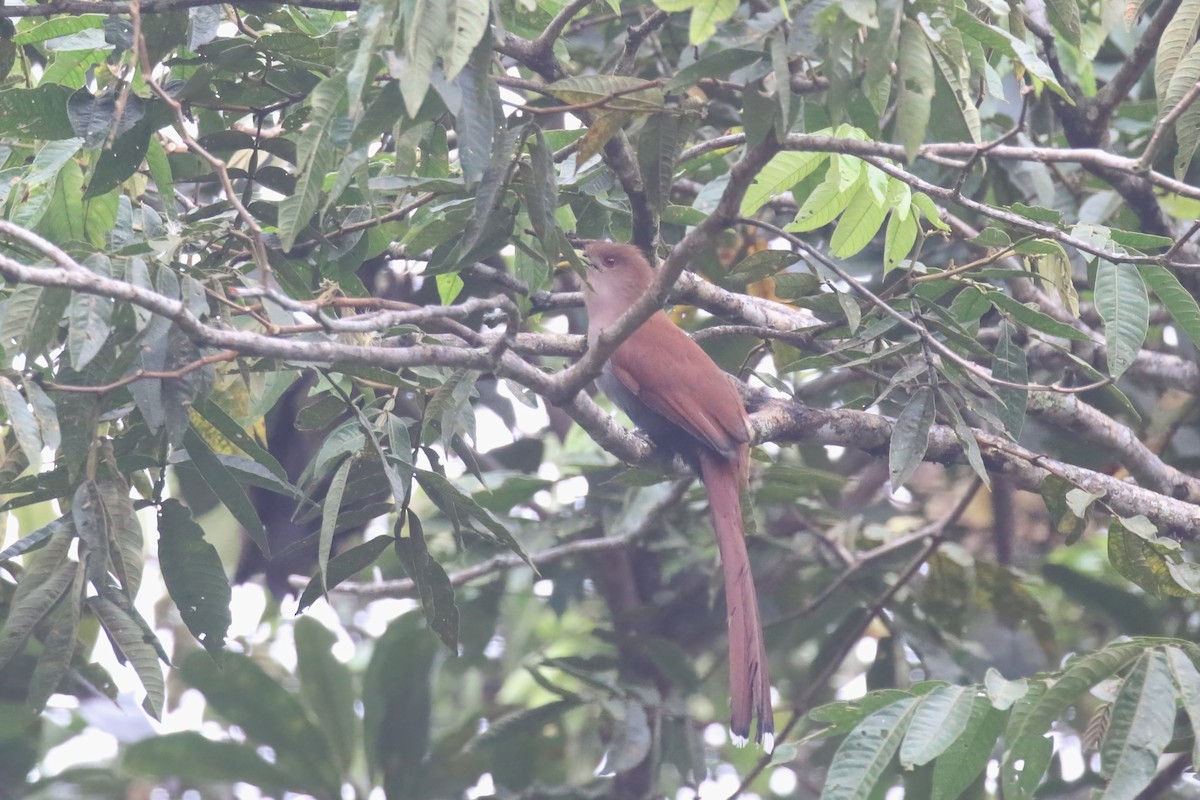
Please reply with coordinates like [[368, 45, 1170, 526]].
[[609, 314, 749, 458]]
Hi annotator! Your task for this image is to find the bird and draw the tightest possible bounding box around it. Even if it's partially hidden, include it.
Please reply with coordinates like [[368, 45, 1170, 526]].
[[574, 240, 773, 751]]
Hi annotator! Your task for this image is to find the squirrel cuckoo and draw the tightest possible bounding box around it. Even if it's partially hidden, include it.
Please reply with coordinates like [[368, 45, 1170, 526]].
[[576, 241, 773, 750]]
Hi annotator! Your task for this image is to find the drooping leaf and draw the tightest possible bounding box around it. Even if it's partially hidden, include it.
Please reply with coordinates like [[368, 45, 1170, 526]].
[[0, 376, 43, 470], [1099, 649, 1175, 798], [124, 731, 300, 793], [180, 650, 341, 795], [279, 75, 345, 251], [443, 0, 489, 82], [820, 696, 919, 800], [740, 149, 829, 216], [1139, 264, 1200, 349], [394, 512, 459, 651], [297, 534, 395, 612], [930, 695, 1007, 800], [991, 319, 1028, 439], [158, 499, 231, 656], [67, 254, 114, 369], [318, 456, 353, 584], [889, 386, 935, 490], [182, 427, 269, 555], [895, 20, 934, 160], [25, 562, 84, 711], [294, 616, 358, 773], [1094, 259, 1148, 379], [90, 593, 167, 719], [900, 685, 976, 767], [363, 611, 437, 795]]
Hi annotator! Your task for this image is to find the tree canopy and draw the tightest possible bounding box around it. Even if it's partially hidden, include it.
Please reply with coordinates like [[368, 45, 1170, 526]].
[[2, 0, 1200, 798]]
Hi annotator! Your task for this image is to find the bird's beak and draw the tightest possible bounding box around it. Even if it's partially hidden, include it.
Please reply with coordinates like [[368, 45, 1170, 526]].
[[556, 238, 589, 274]]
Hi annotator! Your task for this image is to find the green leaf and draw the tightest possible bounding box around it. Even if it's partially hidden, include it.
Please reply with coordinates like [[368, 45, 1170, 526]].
[[725, 250, 799, 284], [90, 593, 166, 719], [1046, 0, 1082, 47], [688, 0, 737, 44], [318, 456, 352, 585], [1165, 646, 1200, 770], [666, 48, 763, 92], [72, 479, 111, 591], [821, 696, 919, 799], [183, 427, 269, 555], [546, 75, 665, 113], [455, 38, 499, 185], [991, 319, 1028, 439], [930, 695, 1006, 800], [125, 731, 300, 792], [1099, 649, 1175, 798], [193, 396, 288, 482], [279, 75, 345, 251], [0, 376, 43, 470], [1154, 0, 1200, 110], [1108, 515, 1200, 598], [297, 534, 394, 612], [444, 0, 489, 82], [67, 255, 114, 369], [986, 291, 1090, 341], [394, 512, 459, 651], [1004, 642, 1149, 790], [900, 685, 976, 767], [889, 386, 935, 490], [415, 468, 529, 565], [944, 396, 989, 488], [1173, 100, 1200, 177], [638, 110, 694, 214], [96, 467, 143, 601], [400, 0, 447, 117], [787, 158, 863, 232], [1094, 260, 1148, 379], [0, 518, 65, 562], [294, 616, 358, 773], [181, 650, 341, 795], [22, 377, 59, 454], [883, 206, 919, 272], [1139, 264, 1200, 349], [1109, 229, 1173, 250], [740, 150, 829, 216], [830, 184, 888, 257], [0, 559, 79, 671], [26, 563, 83, 711], [896, 19, 934, 160], [363, 611, 437, 795], [158, 499, 231, 655]]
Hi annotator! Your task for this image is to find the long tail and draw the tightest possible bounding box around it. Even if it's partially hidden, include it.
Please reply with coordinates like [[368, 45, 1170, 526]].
[[698, 449, 773, 752]]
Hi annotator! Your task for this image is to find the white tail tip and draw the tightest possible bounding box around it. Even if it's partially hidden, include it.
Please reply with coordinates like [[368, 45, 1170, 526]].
[[762, 732, 775, 754], [731, 732, 749, 748]]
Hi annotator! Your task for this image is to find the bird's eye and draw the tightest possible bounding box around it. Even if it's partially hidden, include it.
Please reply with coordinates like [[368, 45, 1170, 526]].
[[603, 256, 616, 267]]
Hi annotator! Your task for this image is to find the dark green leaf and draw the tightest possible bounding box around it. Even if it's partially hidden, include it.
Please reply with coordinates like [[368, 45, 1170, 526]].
[[1095, 260, 1148, 379], [889, 386, 935, 490], [991, 319, 1028, 439], [124, 731, 300, 792], [822, 696, 919, 799], [394, 512, 459, 651], [182, 427, 268, 555], [181, 650, 341, 794], [90, 593, 166, 719], [297, 534, 394, 612], [294, 616, 357, 773], [1099, 649, 1175, 797], [158, 499, 231, 655], [363, 611, 437, 795]]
